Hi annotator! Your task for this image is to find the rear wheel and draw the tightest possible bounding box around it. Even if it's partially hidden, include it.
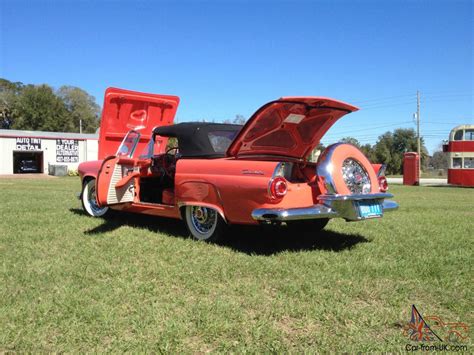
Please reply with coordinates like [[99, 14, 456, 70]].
[[184, 205, 227, 242], [81, 179, 109, 217], [287, 218, 329, 234]]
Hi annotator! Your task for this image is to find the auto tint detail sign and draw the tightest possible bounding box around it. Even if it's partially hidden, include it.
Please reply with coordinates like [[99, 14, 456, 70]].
[[56, 139, 79, 163], [16, 137, 42, 151]]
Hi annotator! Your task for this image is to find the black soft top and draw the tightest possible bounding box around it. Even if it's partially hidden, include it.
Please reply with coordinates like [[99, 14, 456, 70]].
[[153, 122, 243, 158]]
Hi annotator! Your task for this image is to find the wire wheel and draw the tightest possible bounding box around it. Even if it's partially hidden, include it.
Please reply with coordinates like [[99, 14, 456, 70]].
[[184, 205, 226, 242], [341, 158, 371, 194]]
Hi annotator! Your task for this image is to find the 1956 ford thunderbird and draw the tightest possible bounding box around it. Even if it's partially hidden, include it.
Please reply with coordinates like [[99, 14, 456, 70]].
[[78, 87, 398, 241]]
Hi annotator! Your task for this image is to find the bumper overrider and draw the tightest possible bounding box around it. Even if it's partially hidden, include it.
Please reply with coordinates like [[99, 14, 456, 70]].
[[251, 192, 398, 222]]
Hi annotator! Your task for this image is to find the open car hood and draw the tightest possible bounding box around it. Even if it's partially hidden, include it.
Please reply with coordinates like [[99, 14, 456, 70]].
[[226, 97, 358, 160], [98, 87, 180, 159]]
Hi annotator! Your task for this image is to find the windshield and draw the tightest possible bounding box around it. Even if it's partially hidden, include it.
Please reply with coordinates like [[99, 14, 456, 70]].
[[116, 130, 141, 157]]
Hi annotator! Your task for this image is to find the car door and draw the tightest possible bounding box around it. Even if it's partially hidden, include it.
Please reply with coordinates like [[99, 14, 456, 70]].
[[95, 88, 180, 207], [96, 131, 142, 206]]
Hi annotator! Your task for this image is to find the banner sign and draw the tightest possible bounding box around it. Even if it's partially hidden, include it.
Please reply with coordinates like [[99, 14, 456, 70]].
[[15, 137, 42, 151], [56, 139, 79, 163]]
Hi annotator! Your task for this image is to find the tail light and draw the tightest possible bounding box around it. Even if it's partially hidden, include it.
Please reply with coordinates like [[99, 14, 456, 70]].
[[269, 176, 288, 199], [378, 176, 388, 192]]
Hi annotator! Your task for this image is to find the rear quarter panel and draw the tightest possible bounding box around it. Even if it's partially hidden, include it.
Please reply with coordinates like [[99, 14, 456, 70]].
[[175, 158, 315, 224]]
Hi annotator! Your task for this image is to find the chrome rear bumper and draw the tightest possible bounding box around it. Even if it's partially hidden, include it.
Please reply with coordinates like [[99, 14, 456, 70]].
[[251, 193, 398, 222]]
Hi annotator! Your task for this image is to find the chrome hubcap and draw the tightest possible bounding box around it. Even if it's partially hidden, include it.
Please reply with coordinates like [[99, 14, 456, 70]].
[[342, 158, 371, 194], [191, 206, 216, 234]]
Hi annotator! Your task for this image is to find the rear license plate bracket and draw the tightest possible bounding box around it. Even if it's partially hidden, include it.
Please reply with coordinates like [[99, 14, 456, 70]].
[[356, 200, 383, 219]]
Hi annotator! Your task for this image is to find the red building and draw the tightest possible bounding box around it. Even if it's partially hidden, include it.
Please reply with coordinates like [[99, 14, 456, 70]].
[[443, 125, 474, 187]]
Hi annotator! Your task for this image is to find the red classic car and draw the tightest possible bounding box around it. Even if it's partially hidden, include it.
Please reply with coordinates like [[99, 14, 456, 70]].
[[78, 87, 398, 241]]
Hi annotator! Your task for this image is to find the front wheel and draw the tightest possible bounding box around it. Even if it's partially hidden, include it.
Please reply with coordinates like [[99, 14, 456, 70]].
[[81, 179, 109, 217], [184, 206, 227, 242]]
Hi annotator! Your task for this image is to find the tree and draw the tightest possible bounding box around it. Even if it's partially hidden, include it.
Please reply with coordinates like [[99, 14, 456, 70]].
[[373, 132, 396, 172], [373, 128, 429, 174], [430, 151, 448, 170], [360, 143, 376, 163], [13, 84, 72, 132], [224, 114, 246, 125], [340, 136, 361, 147], [0, 78, 24, 129], [57, 86, 100, 133], [339, 137, 377, 163], [0, 78, 102, 133]]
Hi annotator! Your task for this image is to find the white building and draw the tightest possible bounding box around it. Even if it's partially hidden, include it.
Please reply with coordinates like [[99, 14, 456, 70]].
[[0, 129, 98, 175]]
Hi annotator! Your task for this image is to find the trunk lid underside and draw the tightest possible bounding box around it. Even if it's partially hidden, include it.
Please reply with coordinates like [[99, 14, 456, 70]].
[[227, 97, 358, 160]]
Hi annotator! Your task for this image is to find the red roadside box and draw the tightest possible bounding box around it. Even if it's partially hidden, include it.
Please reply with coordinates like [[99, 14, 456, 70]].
[[403, 152, 420, 185]]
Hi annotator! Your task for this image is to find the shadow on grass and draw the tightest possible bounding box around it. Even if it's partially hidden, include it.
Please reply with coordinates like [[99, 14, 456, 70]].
[[70, 208, 369, 256]]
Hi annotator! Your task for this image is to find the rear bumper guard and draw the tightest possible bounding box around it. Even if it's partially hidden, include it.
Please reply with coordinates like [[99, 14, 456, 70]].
[[251, 192, 398, 222]]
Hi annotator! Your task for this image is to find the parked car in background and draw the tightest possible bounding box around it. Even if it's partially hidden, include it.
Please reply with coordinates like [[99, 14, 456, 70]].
[[78, 87, 398, 241], [19, 159, 39, 173]]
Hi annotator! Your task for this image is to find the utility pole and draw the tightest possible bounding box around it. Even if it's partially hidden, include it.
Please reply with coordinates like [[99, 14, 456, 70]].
[[416, 91, 421, 176], [79, 118, 83, 134]]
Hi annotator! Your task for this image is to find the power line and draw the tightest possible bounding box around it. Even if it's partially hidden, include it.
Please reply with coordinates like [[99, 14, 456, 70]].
[[349, 93, 416, 105], [422, 89, 473, 95], [422, 93, 473, 99], [347, 90, 471, 105], [423, 121, 468, 125], [324, 120, 413, 136], [360, 101, 416, 110], [421, 96, 473, 104]]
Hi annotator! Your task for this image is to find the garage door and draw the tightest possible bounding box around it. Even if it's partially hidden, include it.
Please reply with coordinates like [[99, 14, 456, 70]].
[[13, 151, 43, 174]]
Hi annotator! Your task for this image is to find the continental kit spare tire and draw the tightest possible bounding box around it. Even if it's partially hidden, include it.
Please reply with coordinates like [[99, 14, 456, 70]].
[[316, 143, 380, 195]]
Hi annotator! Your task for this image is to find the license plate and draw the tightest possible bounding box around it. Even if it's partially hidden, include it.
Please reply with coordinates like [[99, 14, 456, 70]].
[[357, 200, 383, 219]]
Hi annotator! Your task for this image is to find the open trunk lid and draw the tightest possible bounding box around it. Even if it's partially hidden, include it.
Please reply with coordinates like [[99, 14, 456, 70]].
[[226, 97, 358, 160], [98, 87, 180, 159]]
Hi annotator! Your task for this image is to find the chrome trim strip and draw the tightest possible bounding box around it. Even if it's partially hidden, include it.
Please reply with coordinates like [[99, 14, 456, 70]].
[[252, 204, 337, 221], [316, 142, 347, 194], [318, 192, 393, 202]]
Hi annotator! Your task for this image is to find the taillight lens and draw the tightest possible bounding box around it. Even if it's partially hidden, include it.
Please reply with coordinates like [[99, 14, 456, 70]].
[[269, 177, 288, 199], [378, 176, 388, 192]]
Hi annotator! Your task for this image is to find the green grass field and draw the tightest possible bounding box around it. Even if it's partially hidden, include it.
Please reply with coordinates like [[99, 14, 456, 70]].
[[0, 177, 472, 352]]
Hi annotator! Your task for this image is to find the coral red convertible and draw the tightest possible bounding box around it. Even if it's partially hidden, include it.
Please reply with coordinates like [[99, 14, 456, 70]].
[[78, 87, 398, 241]]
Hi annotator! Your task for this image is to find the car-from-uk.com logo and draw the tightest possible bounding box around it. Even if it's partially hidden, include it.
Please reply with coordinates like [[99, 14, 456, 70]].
[[403, 305, 469, 352]]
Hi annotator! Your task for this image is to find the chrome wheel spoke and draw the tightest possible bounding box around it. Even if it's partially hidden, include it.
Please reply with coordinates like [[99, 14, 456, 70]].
[[342, 158, 371, 194], [191, 207, 217, 234]]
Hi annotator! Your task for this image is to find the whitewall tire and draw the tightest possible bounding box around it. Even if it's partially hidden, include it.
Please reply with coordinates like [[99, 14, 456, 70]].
[[184, 205, 226, 242], [81, 179, 109, 217]]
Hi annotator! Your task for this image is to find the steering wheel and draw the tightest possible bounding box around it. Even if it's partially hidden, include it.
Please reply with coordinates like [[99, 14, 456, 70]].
[[166, 147, 179, 155], [161, 147, 178, 177]]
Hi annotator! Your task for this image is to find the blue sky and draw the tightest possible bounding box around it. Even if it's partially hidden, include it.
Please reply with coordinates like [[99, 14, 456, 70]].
[[1, 0, 472, 153]]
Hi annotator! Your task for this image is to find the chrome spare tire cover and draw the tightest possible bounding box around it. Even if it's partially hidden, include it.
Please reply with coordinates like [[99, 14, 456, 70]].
[[316, 143, 379, 195]]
